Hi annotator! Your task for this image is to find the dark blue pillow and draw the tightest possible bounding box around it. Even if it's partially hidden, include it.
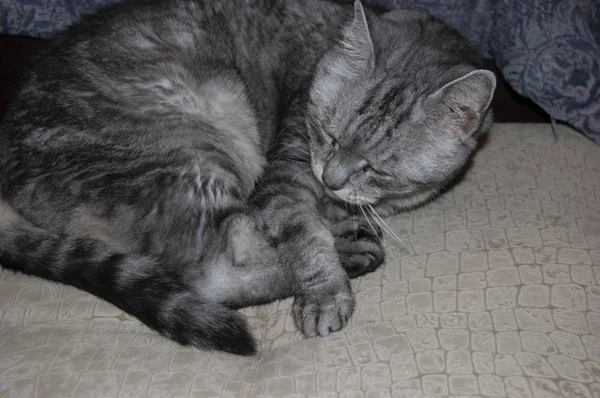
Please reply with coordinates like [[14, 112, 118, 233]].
[[372, 0, 600, 144]]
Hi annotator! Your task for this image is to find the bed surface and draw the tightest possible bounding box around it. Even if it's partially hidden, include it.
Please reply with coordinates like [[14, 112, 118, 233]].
[[1, 123, 600, 397]]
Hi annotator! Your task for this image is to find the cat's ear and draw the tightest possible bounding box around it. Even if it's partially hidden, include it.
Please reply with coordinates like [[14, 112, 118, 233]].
[[427, 69, 496, 136], [309, 2, 375, 107], [337, 0, 375, 75], [310, 2, 375, 107]]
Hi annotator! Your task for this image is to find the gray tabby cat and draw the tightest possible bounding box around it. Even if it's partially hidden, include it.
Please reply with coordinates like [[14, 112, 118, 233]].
[[0, 0, 495, 355]]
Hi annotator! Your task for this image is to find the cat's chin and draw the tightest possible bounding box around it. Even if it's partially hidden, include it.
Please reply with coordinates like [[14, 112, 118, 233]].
[[381, 189, 441, 212], [325, 188, 377, 206]]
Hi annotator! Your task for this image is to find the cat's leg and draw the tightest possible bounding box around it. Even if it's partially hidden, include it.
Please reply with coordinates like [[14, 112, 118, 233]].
[[112, 147, 297, 310], [192, 211, 295, 309], [250, 160, 354, 338]]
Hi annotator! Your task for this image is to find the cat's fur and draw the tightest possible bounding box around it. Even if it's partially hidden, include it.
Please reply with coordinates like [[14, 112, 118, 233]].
[[0, 0, 495, 355]]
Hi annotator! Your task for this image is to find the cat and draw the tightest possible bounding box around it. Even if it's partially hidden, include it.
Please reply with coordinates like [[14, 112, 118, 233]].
[[0, 0, 495, 355]]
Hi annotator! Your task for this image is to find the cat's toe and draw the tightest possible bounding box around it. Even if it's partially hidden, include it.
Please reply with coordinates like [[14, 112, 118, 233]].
[[293, 286, 354, 337], [334, 220, 385, 278], [339, 248, 384, 278]]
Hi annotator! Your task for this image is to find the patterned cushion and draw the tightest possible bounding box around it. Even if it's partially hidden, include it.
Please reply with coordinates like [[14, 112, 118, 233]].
[[0, 0, 118, 37], [495, 1, 600, 143], [377, 0, 600, 144], [1, 123, 599, 397]]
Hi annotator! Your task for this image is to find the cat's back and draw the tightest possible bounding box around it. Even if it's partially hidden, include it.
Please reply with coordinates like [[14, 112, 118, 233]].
[[4, 0, 347, 129], [0, 0, 348, 197]]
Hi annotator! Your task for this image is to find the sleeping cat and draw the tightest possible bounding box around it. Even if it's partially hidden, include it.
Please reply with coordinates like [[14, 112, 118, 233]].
[[0, 0, 495, 355]]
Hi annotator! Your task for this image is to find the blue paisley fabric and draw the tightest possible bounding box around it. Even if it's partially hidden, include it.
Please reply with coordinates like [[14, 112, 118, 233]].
[[1, 0, 599, 144], [375, 0, 600, 144], [0, 0, 120, 37]]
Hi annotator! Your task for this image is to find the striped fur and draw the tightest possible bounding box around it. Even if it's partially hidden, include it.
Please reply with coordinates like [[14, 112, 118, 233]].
[[0, 0, 494, 354]]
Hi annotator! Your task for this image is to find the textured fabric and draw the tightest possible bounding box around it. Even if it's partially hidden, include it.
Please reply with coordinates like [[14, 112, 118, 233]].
[[0, 0, 119, 37], [1, 123, 600, 397], [490, 0, 600, 145]]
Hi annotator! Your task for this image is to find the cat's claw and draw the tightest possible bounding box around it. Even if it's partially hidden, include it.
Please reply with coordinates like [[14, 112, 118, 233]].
[[293, 286, 354, 337]]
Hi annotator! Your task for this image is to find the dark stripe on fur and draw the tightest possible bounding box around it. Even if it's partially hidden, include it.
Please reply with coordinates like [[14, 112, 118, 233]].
[[0, 218, 256, 355]]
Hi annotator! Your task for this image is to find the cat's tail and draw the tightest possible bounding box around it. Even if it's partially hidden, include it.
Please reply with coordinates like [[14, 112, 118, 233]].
[[0, 200, 256, 355]]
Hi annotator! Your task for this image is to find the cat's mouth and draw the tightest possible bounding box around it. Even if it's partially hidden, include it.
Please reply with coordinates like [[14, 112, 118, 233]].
[[311, 159, 376, 206], [329, 188, 376, 206]]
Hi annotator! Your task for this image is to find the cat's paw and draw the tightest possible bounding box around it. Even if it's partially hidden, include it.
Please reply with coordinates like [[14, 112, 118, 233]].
[[333, 219, 385, 278], [293, 283, 354, 337]]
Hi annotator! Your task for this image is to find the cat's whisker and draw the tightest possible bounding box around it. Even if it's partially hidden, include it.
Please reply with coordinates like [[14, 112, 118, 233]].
[[353, 194, 358, 241], [272, 126, 290, 145], [368, 204, 403, 245], [282, 142, 309, 151], [290, 151, 310, 158], [359, 205, 380, 242], [343, 194, 356, 241], [283, 156, 309, 162], [365, 205, 385, 242], [295, 129, 310, 142], [286, 152, 310, 158], [366, 205, 391, 243], [272, 150, 310, 161], [280, 148, 310, 158], [273, 157, 310, 166], [291, 169, 311, 182], [285, 153, 310, 160]]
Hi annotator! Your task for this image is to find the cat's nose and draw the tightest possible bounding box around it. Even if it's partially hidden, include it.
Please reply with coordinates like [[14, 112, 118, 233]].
[[322, 152, 361, 191], [322, 168, 349, 191]]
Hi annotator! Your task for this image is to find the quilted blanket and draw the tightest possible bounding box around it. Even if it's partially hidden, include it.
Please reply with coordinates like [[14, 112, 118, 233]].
[[1, 123, 600, 397]]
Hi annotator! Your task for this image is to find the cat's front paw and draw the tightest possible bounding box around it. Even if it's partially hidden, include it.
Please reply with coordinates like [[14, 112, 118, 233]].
[[333, 219, 385, 278], [293, 283, 354, 337]]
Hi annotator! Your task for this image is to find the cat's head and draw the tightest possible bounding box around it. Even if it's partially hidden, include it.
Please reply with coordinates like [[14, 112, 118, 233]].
[[307, 1, 496, 209]]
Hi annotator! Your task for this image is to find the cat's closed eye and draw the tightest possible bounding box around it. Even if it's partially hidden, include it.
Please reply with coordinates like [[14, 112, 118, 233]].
[[326, 137, 339, 158], [362, 164, 389, 178], [365, 164, 394, 178], [327, 134, 340, 147]]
